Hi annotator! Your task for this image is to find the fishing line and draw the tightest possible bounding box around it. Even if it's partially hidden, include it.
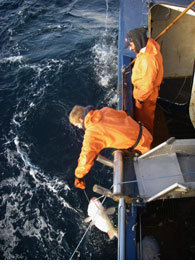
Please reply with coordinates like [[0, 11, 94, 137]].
[[172, 76, 187, 104], [69, 219, 94, 260], [83, 189, 90, 203], [112, 171, 195, 188], [96, 194, 105, 201], [69, 194, 108, 260]]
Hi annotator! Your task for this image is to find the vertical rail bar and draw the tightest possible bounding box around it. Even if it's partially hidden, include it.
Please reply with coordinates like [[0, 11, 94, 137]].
[[125, 201, 137, 260], [139, 211, 143, 260], [113, 150, 126, 259], [113, 150, 124, 195], [118, 198, 126, 260]]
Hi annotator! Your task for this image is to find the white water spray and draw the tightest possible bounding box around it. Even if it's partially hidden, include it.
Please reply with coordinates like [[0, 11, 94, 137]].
[[91, 0, 118, 88]]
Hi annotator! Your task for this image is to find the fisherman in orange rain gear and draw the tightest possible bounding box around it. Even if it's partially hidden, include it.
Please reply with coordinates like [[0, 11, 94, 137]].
[[124, 27, 164, 135], [69, 105, 153, 189]]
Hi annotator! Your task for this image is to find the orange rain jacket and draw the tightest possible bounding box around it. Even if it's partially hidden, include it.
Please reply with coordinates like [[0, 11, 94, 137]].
[[75, 107, 153, 179], [131, 38, 164, 135]]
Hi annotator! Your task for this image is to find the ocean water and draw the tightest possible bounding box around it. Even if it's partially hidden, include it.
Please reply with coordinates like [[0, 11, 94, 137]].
[[0, 0, 119, 260]]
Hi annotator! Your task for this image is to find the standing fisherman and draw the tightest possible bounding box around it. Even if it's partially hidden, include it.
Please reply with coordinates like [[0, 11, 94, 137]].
[[69, 105, 153, 189], [124, 27, 164, 135]]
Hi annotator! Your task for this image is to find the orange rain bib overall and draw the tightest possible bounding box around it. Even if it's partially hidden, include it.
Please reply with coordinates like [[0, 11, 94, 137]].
[[131, 38, 164, 135]]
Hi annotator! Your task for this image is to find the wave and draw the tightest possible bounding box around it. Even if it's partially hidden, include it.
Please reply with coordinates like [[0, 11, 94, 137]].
[[0, 131, 79, 259], [10, 133, 77, 213], [0, 0, 119, 259], [0, 75, 79, 258], [0, 55, 24, 64], [90, 0, 118, 89], [91, 38, 118, 88]]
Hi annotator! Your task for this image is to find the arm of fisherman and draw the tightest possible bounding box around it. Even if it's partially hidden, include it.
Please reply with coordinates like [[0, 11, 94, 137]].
[[132, 55, 158, 102], [75, 131, 105, 179]]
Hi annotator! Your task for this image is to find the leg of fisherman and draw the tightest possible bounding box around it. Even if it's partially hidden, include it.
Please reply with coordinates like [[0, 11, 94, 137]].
[[135, 92, 158, 135], [69, 105, 153, 189]]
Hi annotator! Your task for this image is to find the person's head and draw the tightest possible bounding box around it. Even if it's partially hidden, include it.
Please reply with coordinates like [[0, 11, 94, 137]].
[[124, 27, 148, 54], [69, 105, 85, 128]]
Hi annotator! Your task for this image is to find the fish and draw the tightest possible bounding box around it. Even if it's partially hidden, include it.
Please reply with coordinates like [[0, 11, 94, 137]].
[[85, 197, 118, 239]]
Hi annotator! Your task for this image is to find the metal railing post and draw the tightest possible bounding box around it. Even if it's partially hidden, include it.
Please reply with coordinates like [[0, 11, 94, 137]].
[[113, 150, 126, 260], [118, 198, 126, 259], [113, 150, 124, 195]]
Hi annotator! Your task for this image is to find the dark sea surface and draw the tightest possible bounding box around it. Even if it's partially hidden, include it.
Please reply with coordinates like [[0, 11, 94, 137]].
[[0, 0, 119, 259]]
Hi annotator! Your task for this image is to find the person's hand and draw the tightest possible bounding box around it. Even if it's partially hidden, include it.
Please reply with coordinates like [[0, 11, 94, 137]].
[[74, 178, 86, 189]]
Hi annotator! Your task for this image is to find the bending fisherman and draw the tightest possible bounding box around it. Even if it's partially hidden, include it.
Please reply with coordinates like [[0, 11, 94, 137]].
[[69, 105, 152, 189]]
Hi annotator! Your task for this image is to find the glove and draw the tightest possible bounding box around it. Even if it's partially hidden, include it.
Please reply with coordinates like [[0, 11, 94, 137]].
[[74, 178, 86, 190]]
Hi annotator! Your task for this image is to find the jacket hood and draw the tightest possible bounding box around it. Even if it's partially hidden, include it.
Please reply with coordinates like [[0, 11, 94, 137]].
[[126, 27, 148, 53], [84, 109, 103, 128], [145, 38, 161, 55], [82, 105, 94, 130]]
